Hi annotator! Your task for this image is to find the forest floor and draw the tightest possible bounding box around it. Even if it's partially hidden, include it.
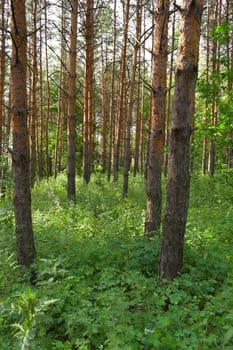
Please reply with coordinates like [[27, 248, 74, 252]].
[[0, 170, 233, 349]]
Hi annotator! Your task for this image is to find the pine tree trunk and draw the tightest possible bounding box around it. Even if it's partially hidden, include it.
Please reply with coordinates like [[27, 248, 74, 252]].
[[101, 42, 108, 173], [0, 0, 5, 159], [208, 140, 215, 176], [202, 0, 210, 175], [54, 3, 68, 177], [67, 0, 78, 202], [164, 9, 175, 177], [44, 0, 51, 177], [0, 0, 6, 196], [113, 0, 130, 183], [140, 17, 147, 176], [30, 0, 38, 186], [107, 0, 117, 181], [145, 0, 169, 234], [10, 0, 36, 266], [159, 0, 203, 280], [202, 136, 208, 174], [208, 0, 220, 176], [133, 55, 142, 177], [225, 0, 232, 169], [83, 0, 94, 184], [122, 0, 141, 197], [58, 71, 67, 172], [38, 12, 44, 179]]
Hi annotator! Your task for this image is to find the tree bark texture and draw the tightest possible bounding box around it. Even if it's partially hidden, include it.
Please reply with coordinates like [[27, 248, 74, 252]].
[[0, 0, 5, 159], [67, 0, 78, 202], [159, 0, 203, 280], [122, 0, 141, 197], [107, 0, 117, 181], [11, 0, 36, 266], [164, 9, 175, 177], [113, 0, 130, 182], [38, 12, 44, 179], [133, 55, 142, 177], [225, 0, 232, 169], [83, 0, 94, 184], [145, 0, 169, 234], [30, 0, 38, 186], [202, 0, 210, 175], [208, 0, 220, 176], [44, 0, 51, 177], [101, 41, 108, 173], [0, 0, 6, 195]]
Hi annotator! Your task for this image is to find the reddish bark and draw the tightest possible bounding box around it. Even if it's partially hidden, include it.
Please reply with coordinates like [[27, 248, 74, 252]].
[[159, 0, 203, 279], [11, 0, 36, 266]]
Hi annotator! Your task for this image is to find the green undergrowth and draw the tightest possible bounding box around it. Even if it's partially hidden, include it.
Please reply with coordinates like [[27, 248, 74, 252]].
[[0, 171, 233, 349]]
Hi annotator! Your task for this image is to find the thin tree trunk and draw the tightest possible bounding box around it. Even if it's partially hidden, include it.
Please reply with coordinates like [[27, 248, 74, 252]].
[[58, 69, 67, 172], [140, 16, 147, 176], [145, 0, 169, 234], [0, 0, 6, 196], [133, 51, 142, 177], [159, 0, 203, 280], [101, 41, 108, 173], [30, 0, 38, 186], [107, 0, 117, 181], [164, 9, 175, 177], [10, 0, 36, 266], [202, 136, 208, 174], [54, 1, 68, 177], [202, 0, 210, 175], [208, 140, 215, 176], [53, 9, 64, 178], [0, 0, 5, 159], [122, 0, 141, 197], [1, 86, 11, 198], [208, 0, 220, 176], [67, 0, 78, 202], [38, 11, 44, 179], [113, 0, 130, 182], [83, 0, 94, 184], [44, 0, 51, 177], [225, 0, 232, 169]]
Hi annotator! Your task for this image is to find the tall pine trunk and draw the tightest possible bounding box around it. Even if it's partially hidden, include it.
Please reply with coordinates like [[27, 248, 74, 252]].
[[10, 0, 36, 266], [226, 0, 232, 169], [101, 41, 108, 173], [38, 11, 44, 179], [133, 52, 142, 177], [208, 0, 221, 176], [107, 0, 117, 181], [122, 0, 141, 197], [164, 8, 175, 177], [159, 0, 203, 280], [44, 0, 51, 177], [83, 0, 94, 184], [0, 0, 5, 159], [113, 0, 130, 182], [0, 0, 6, 196], [30, 0, 38, 186], [145, 0, 169, 234], [202, 0, 210, 175], [67, 0, 78, 202]]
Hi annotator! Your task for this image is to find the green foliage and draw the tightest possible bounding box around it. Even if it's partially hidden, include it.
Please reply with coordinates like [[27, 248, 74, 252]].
[[195, 19, 233, 171], [212, 22, 233, 45], [0, 173, 233, 349]]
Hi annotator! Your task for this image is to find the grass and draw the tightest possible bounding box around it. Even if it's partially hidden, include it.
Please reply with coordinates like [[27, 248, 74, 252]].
[[0, 170, 233, 349]]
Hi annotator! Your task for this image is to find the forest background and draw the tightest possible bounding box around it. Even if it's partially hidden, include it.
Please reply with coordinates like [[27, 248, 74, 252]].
[[0, 0, 233, 349]]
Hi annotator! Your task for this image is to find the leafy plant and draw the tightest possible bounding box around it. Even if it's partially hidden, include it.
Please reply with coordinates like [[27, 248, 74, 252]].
[[0, 173, 233, 349]]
